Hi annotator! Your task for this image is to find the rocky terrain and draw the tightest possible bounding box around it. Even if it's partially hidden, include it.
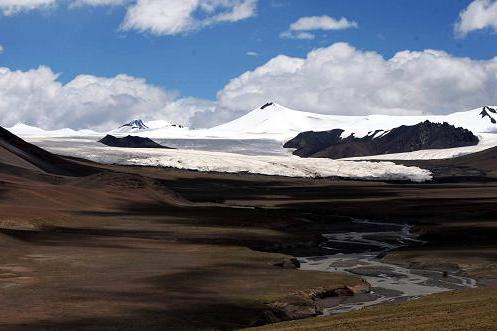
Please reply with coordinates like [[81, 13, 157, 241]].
[[98, 135, 172, 149], [284, 121, 479, 159]]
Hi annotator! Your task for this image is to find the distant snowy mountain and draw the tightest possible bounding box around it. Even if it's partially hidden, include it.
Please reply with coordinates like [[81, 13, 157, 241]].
[[7, 123, 99, 137], [109, 119, 185, 136], [208, 103, 497, 141], [110, 119, 149, 134], [122, 119, 149, 130], [14, 103, 497, 143]]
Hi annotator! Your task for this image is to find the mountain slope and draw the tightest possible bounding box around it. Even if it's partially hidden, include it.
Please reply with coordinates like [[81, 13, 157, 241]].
[[0, 126, 99, 176]]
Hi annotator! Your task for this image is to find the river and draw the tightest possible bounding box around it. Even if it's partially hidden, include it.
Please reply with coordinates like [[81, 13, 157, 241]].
[[299, 219, 477, 315]]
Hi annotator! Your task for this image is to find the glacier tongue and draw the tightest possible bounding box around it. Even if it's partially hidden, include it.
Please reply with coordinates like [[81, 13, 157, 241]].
[[120, 149, 431, 182]]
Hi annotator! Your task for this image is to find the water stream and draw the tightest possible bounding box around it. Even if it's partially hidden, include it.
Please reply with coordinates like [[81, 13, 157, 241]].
[[299, 219, 477, 315]]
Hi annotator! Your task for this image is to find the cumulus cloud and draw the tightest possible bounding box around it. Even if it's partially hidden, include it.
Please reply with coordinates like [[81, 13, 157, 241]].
[[213, 42, 497, 123], [290, 15, 358, 31], [160, 97, 215, 128], [121, 0, 257, 36], [0, 0, 56, 15], [0, 66, 211, 130], [0, 0, 256, 36], [455, 0, 497, 37], [281, 15, 357, 40]]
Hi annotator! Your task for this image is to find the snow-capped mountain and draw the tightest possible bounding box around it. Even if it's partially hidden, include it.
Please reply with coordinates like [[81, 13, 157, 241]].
[[122, 119, 149, 130], [208, 102, 497, 141], [110, 119, 149, 134], [12, 103, 497, 142], [109, 119, 186, 136]]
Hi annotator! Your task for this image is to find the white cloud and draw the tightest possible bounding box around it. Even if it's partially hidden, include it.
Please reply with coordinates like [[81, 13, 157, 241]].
[[121, 0, 257, 36], [0, 66, 211, 130], [160, 97, 215, 128], [455, 0, 497, 36], [0, 0, 56, 15], [70, 0, 127, 8], [0, 0, 256, 37], [279, 31, 314, 40], [246, 51, 258, 56], [0, 0, 126, 14], [0, 45, 4, 53], [290, 15, 358, 31], [212, 42, 497, 124], [281, 15, 357, 40]]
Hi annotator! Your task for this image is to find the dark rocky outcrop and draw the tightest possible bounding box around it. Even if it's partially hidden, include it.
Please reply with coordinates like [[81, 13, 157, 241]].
[[260, 102, 274, 110], [480, 106, 497, 124], [98, 135, 173, 149], [284, 121, 479, 159]]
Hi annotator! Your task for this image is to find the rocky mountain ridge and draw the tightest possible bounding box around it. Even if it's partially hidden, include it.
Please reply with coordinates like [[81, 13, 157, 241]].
[[284, 121, 479, 159]]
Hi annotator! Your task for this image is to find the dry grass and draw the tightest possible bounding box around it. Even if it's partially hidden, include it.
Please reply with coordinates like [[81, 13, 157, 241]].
[[247, 288, 497, 331]]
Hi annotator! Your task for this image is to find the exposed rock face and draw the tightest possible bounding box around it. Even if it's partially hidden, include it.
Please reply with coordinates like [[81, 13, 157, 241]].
[[260, 102, 274, 110], [480, 106, 497, 124], [284, 121, 479, 159], [98, 135, 172, 149]]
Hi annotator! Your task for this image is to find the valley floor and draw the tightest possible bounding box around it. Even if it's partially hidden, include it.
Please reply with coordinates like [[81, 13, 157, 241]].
[[1, 157, 497, 330]]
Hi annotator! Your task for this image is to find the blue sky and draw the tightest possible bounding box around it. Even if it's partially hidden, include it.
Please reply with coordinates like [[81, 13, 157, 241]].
[[1, 0, 497, 130], [0, 0, 494, 100]]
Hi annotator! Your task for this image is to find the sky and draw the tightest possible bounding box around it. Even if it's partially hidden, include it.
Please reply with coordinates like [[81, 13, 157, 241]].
[[1, 0, 497, 130]]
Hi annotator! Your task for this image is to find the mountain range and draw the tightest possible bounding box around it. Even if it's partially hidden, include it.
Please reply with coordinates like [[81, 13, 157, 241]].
[[6, 103, 497, 140], [5, 104, 497, 161]]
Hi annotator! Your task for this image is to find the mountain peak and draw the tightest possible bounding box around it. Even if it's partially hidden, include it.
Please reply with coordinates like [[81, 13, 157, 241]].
[[119, 119, 149, 130]]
